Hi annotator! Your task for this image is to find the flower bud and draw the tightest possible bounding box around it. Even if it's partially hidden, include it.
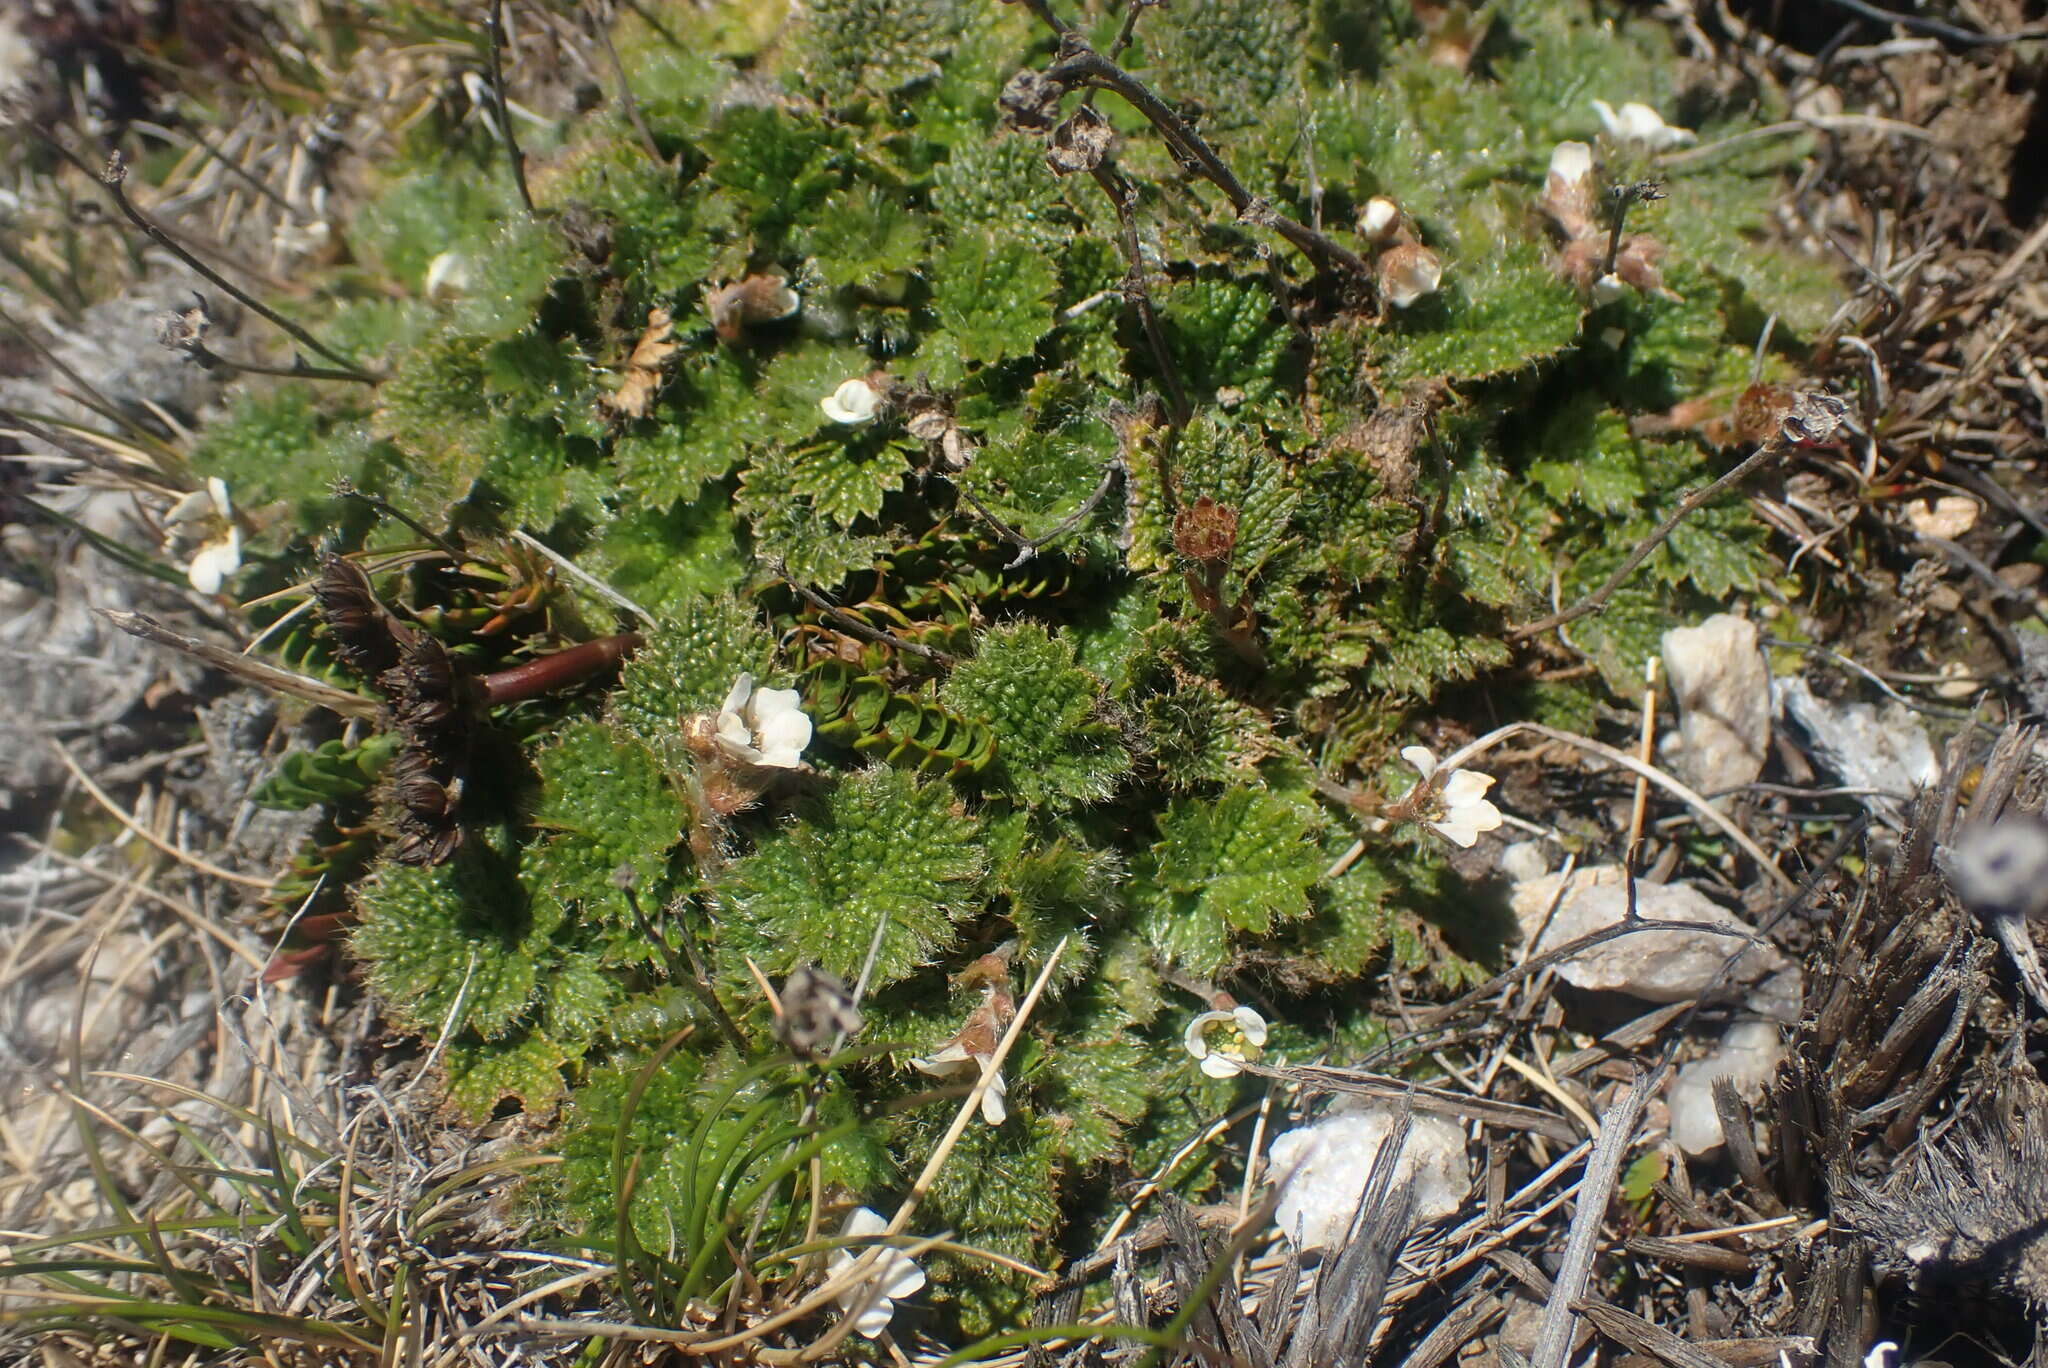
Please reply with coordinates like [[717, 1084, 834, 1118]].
[[1378, 243, 1443, 309]]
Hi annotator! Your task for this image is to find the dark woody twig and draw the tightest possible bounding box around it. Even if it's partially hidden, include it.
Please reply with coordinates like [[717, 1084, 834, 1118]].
[[1043, 45, 1372, 282], [952, 460, 1122, 569], [486, 0, 539, 215], [772, 561, 959, 667], [177, 340, 380, 387], [1505, 434, 1790, 641], [48, 140, 381, 385]]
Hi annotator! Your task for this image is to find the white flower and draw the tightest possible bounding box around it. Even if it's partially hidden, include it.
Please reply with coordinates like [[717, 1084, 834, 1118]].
[[829, 1207, 926, 1338], [1400, 746, 1503, 849], [910, 1041, 1008, 1124], [1590, 272, 1629, 307], [1591, 100, 1694, 152], [821, 377, 882, 425], [186, 525, 243, 595], [167, 479, 241, 595], [1359, 195, 1400, 244], [1182, 1005, 1267, 1079], [1377, 243, 1442, 309], [713, 673, 812, 769]]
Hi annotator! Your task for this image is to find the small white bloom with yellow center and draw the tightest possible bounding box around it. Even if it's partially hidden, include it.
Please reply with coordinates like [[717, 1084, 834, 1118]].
[[1183, 1004, 1267, 1078], [829, 1206, 926, 1338], [713, 673, 812, 769], [1400, 746, 1504, 849]]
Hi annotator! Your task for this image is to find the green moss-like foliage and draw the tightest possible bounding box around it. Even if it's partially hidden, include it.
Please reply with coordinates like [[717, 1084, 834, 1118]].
[[199, 0, 1847, 1336], [718, 766, 984, 988], [940, 623, 1128, 809]]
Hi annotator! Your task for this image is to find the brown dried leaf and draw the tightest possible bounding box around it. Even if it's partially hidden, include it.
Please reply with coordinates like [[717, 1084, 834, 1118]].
[[604, 307, 678, 418]]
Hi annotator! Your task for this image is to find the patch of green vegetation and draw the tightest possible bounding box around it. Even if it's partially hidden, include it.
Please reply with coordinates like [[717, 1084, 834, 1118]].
[[185, 0, 1839, 1339]]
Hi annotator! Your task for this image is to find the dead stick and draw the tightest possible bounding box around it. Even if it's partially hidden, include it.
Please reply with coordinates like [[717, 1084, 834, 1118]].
[[1507, 436, 1789, 640]]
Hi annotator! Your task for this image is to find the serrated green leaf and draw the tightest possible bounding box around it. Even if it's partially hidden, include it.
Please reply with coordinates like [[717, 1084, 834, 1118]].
[[351, 835, 543, 1042], [932, 230, 1057, 364], [940, 623, 1128, 809], [528, 721, 685, 911], [719, 766, 983, 988], [441, 1030, 570, 1119]]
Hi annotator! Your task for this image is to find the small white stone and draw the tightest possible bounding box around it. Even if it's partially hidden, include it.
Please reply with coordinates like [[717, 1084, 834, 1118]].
[[1268, 1106, 1469, 1250], [1661, 613, 1771, 799], [1509, 866, 1791, 1002], [1904, 494, 1979, 540], [1498, 840, 1551, 884], [1667, 1019, 1784, 1155]]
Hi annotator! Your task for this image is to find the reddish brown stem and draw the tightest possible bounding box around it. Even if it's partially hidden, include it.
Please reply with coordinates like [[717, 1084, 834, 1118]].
[[476, 633, 644, 707]]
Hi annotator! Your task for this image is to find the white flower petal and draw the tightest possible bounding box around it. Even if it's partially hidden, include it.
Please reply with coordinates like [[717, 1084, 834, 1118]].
[[885, 1257, 928, 1301], [1591, 272, 1629, 307], [755, 717, 812, 769], [830, 1207, 923, 1338], [1429, 798, 1500, 849], [851, 1300, 895, 1338], [1438, 769, 1495, 807], [842, 1207, 888, 1240], [1201, 1053, 1244, 1079], [1458, 796, 1503, 836], [1548, 140, 1593, 187], [979, 1070, 1007, 1125], [911, 1043, 974, 1076], [186, 529, 241, 595], [1400, 746, 1439, 780], [1232, 1005, 1268, 1046], [1429, 815, 1480, 848], [165, 488, 212, 525], [206, 477, 232, 519], [721, 673, 754, 718]]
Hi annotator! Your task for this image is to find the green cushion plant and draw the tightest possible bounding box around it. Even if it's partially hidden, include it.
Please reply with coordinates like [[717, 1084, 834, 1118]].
[[185, 0, 1839, 1341]]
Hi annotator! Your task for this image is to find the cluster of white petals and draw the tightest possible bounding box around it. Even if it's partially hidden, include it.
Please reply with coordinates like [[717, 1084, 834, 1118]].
[[713, 673, 812, 769], [1400, 746, 1503, 848], [1591, 99, 1694, 152], [820, 377, 882, 424], [1182, 1004, 1267, 1078], [164, 477, 242, 595], [829, 1207, 926, 1338]]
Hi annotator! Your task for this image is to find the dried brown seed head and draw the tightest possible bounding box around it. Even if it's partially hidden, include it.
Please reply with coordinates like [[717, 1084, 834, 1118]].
[[1173, 496, 1240, 565]]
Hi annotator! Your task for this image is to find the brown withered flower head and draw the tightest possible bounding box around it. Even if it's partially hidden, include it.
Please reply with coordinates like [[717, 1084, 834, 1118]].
[[777, 964, 864, 1058], [1045, 105, 1113, 176], [1173, 497, 1240, 566], [706, 273, 800, 344]]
